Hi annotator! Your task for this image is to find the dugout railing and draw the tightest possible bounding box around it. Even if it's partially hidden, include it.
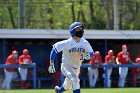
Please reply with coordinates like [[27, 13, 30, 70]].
[[0, 64, 37, 89], [81, 63, 140, 88], [1, 63, 140, 89]]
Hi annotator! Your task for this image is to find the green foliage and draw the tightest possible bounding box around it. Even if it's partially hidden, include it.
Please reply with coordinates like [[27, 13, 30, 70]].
[[0, 0, 140, 30]]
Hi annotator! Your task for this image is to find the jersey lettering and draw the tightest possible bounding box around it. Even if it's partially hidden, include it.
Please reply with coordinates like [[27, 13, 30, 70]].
[[122, 54, 128, 58], [68, 47, 85, 53]]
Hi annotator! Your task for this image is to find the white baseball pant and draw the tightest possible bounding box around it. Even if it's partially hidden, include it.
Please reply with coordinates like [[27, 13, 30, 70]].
[[2, 69, 13, 89], [104, 67, 112, 88], [88, 67, 98, 87], [61, 64, 80, 90], [18, 68, 27, 80], [118, 67, 128, 87]]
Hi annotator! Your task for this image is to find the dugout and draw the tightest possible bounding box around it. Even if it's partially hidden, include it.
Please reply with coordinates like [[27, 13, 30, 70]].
[[0, 29, 140, 88]]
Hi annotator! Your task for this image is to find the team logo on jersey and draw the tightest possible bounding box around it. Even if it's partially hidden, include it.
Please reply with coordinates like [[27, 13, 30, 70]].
[[122, 54, 128, 58], [68, 47, 85, 53]]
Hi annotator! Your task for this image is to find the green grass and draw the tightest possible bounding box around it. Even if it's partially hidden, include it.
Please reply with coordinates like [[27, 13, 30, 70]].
[[0, 88, 140, 93]]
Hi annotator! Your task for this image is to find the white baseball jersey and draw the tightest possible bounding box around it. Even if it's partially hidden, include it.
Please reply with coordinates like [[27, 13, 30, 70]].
[[53, 37, 93, 68]]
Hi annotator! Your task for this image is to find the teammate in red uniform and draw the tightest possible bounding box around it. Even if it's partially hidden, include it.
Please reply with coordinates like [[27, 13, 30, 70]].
[[2, 50, 18, 90], [131, 54, 140, 87], [116, 44, 133, 88], [104, 50, 116, 88], [88, 51, 102, 88], [18, 49, 32, 88]]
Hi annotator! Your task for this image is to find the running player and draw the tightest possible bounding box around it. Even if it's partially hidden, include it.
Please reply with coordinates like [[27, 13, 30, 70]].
[[48, 22, 94, 93]]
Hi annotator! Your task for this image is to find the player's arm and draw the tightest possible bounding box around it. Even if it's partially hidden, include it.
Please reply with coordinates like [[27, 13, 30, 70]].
[[19, 56, 25, 65], [97, 57, 102, 67], [128, 53, 133, 64], [128, 58, 133, 64], [29, 56, 33, 64], [48, 47, 58, 73], [116, 57, 120, 64], [84, 41, 94, 60], [105, 56, 108, 64], [84, 52, 94, 60], [112, 56, 116, 63], [116, 53, 121, 64], [100, 56, 103, 64], [5, 57, 12, 65], [48, 40, 67, 73], [89, 52, 94, 58]]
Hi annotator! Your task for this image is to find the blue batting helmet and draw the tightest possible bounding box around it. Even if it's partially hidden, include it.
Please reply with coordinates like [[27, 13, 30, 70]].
[[69, 22, 84, 36]]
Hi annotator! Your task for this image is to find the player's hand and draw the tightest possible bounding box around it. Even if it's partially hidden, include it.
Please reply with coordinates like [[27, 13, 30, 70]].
[[83, 52, 91, 60], [48, 63, 56, 73], [21, 62, 30, 65]]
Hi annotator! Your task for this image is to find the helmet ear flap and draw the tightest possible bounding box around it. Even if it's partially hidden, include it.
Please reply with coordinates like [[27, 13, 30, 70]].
[[70, 29, 76, 36]]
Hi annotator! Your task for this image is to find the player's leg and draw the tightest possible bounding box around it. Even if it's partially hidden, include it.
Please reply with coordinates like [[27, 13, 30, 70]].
[[118, 67, 122, 87], [72, 67, 80, 93], [107, 68, 112, 88], [121, 67, 128, 87], [118, 67, 128, 87], [132, 74, 137, 87], [19, 68, 24, 87], [19, 68, 28, 80], [60, 77, 72, 91], [61, 65, 81, 93], [22, 69, 28, 88], [2, 69, 7, 89], [19, 68, 28, 88], [54, 66, 71, 93], [88, 67, 94, 87], [92, 68, 98, 87], [4, 70, 13, 89]]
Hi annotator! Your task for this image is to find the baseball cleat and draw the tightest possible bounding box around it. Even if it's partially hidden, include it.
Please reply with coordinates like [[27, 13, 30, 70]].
[[55, 86, 60, 93]]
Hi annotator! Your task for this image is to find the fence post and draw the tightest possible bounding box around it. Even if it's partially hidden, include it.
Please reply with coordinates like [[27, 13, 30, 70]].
[[104, 65, 108, 88], [33, 63, 36, 89]]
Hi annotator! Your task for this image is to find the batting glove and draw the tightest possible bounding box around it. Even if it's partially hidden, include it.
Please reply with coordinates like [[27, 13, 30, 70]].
[[48, 63, 56, 73], [83, 52, 91, 60]]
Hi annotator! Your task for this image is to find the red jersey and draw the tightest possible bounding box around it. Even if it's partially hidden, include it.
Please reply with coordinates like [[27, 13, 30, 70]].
[[135, 54, 140, 62], [132, 55, 140, 74], [105, 55, 115, 63], [5, 55, 18, 72], [90, 55, 102, 65], [19, 55, 32, 65], [116, 51, 130, 64]]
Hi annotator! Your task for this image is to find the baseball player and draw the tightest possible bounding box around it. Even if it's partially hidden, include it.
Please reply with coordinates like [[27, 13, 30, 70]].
[[104, 50, 116, 88], [48, 22, 94, 93], [18, 49, 32, 88], [131, 54, 140, 87], [2, 50, 18, 90], [88, 51, 102, 88], [116, 44, 133, 88]]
